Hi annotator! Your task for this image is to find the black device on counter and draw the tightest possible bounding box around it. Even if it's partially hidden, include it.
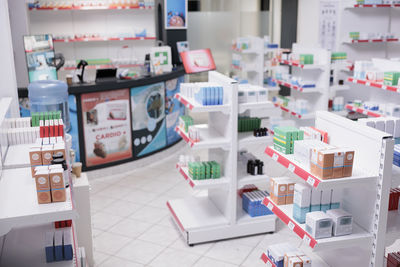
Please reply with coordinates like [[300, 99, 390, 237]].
[[77, 60, 88, 83], [95, 68, 117, 83]]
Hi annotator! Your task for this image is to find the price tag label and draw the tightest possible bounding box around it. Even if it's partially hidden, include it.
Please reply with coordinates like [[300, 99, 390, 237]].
[[288, 163, 295, 173], [117, 6, 122, 9], [382, 85, 387, 90], [119, 38, 124, 41], [366, 82, 371, 86], [353, 79, 357, 83], [307, 176, 315, 186], [288, 221, 295, 231], [303, 235, 311, 246], [267, 202, 274, 211], [266, 261, 272, 267], [272, 153, 279, 161], [83, 38, 89, 42], [397, 88, 400, 93], [363, 110, 369, 115]]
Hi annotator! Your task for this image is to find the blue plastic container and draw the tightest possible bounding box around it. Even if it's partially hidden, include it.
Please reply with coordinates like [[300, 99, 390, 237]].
[[28, 80, 70, 132]]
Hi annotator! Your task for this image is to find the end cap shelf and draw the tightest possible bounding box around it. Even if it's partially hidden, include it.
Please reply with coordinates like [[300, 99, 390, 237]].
[[176, 164, 229, 190], [175, 93, 231, 114]]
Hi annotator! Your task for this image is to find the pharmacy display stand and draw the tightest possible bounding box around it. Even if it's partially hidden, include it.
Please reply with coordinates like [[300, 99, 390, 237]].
[[262, 111, 395, 267], [0, 98, 85, 267], [167, 71, 277, 244]]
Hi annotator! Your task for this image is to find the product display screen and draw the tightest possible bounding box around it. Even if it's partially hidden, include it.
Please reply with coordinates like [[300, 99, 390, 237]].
[[23, 34, 57, 82], [180, 49, 216, 74]]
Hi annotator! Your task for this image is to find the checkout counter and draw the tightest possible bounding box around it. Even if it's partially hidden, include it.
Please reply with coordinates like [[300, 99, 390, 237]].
[[18, 67, 186, 171]]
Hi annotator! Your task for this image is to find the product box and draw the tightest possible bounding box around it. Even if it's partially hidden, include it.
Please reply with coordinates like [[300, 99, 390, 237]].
[[45, 231, 55, 263], [315, 150, 334, 179], [285, 179, 295, 205], [331, 149, 345, 178], [50, 169, 64, 189], [310, 189, 321, 212], [35, 170, 51, 204], [305, 211, 333, 239], [343, 149, 355, 177], [51, 187, 66, 202], [54, 230, 63, 261], [63, 229, 73, 260], [299, 256, 312, 267], [320, 190, 331, 212], [42, 144, 54, 165], [29, 146, 42, 166], [271, 178, 288, 205], [293, 183, 311, 224]]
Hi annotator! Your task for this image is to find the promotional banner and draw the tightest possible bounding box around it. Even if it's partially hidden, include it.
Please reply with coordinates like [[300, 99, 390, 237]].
[[180, 49, 216, 74], [131, 83, 167, 157], [23, 34, 57, 82], [165, 0, 187, 29], [81, 89, 132, 167], [165, 76, 185, 145]]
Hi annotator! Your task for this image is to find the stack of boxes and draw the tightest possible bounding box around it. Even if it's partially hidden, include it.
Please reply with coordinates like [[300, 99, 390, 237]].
[[273, 126, 304, 154], [331, 52, 347, 62], [242, 190, 273, 217], [4, 117, 40, 145], [29, 129, 67, 204], [31, 111, 62, 127], [180, 82, 224, 106], [188, 161, 221, 180], [299, 54, 314, 65], [45, 227, 73, 263], [293, 183, 341, 224], [384, 72, 400, 86], [300, 126, 328, 143], [238, 84, 269, 103], [389, 188, 400, 211], [349, 32, 360, 40], [269, 177, 296, 205], [266, 243, 311, 267], [238, 117, 261, 132]]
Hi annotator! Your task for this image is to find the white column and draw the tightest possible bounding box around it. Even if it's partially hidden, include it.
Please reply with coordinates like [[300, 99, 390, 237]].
[[297, 0, 320, 45], [0, 0, 20, 117]]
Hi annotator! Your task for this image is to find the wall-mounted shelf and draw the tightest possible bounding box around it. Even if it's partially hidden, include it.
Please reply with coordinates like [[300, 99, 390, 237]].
[[273, 103, 315, 120], [352, 4, 400, 8], [343, 38, 399, 44], [345, 104, 383, 117], [277, 59, 324, 70], [272, 79, 320, 93], [347, 77, 400, 94], [29, 5, 153, 11], [54, 36, 155, 43]]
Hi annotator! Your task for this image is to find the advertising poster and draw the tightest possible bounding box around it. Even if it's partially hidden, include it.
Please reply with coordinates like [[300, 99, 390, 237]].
[[180, 49, 216, 74], [81, 89, 132, 167], [319, 0, 339, 51], [165, 76, 185, 145], [165, 0, 187, 29], [131, 83, 167, 158], [23, 34, 57, 82]]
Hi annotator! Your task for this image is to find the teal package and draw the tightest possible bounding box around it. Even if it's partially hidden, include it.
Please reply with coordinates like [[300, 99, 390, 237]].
[[311, 205, 321, 212], [293, 203, 309, 224], [330, 202, 340, 209], [320, 204, 330, 212]]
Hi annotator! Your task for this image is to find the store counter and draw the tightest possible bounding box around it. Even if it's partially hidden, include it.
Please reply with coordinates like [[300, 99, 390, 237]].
[[18, 68, 186, 171]]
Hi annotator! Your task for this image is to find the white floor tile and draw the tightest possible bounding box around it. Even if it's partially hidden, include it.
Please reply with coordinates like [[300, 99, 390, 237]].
[[129, 205, 169, 223], [147, 193, 175, 208], [170, 236, 214, 256], [93, 251, 110, 266], [96, 185, 133, 199], [148, 247, 201, 267], [102, 199, 142, 217], [204, 240, 254, 265], [108, 218, 152, 238], [116, 239, 166, 264], [120, 189, 159, 204], [99, 256, 144, 267], [91, 211, 124, 231], [137, 224, 180, 246], [240, 247, 267, 267], [92, 228, 104, 238], [137, 180, 176, 194], [156, 215, 178, 229], [193, 257, 238, 267], [90, 195, 118, 212], [90, 182, 110, 195], [94, 231, 131, 254]]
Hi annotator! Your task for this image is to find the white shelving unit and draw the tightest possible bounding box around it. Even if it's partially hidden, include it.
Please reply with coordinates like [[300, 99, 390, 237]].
[[262, 111, 395, 267], [272, 44, 332, 127], [0, 98, 85, 266], [167, 71, 277, 245]]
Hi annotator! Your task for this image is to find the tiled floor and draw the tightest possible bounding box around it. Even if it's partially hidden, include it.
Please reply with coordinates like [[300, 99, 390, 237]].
[[89, 145, 303, 267]]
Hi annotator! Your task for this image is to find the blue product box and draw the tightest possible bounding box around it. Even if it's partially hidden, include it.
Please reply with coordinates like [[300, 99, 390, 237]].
[[330, 202, 340, 209], [45, 247, 55, 263], [45, 231, 55, 263], [64, 244, 73, 261], [293, 203, 309, 224], [206, 87, 210, 105], [311, 204, 321, 212], [268, 44, 279, 49], [321, 204, 330, 212]]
